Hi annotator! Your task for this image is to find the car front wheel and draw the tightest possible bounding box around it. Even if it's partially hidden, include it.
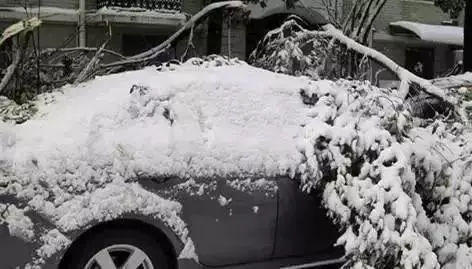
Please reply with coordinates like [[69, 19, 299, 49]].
[[62, 228, 170, 269]]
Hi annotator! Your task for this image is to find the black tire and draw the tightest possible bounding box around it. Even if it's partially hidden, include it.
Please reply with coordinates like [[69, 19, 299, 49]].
[[61, 228, 171, 269]]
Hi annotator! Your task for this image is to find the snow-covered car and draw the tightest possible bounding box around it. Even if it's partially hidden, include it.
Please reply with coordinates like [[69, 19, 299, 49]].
[[0, 59, 345, 269]]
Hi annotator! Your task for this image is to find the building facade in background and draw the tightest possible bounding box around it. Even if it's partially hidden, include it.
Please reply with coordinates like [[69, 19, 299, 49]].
[[0, 0, 465, 82], [0, 0, 207, 60], [0, 0, 336, 62], [366, 0, 464, 85]]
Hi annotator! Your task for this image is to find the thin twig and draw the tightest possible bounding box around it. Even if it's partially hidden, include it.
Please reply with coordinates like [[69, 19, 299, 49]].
[[40, 47, 127, 60], [180, 25, 195, 62], [74, 22, 112, 85]]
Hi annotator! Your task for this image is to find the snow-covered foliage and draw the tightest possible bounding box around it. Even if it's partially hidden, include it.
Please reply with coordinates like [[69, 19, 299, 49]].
[[296, 78, 470, 268], [2, 56, 472, 268], [250, 20, 338, 80], [251, 18, 472, 267], [251, 20, 448, 103], [0, 96, 37, 123]]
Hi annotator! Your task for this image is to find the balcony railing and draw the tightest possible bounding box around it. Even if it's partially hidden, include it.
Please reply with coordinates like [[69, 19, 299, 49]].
[[97, 0, 182, 13]]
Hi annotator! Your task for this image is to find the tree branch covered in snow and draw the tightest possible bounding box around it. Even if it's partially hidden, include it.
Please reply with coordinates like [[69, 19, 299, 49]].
[[296, 78, 472, 269], [322, 24, 445, 101], [251, 20, 450, 106], [66, 1, 248, 82]]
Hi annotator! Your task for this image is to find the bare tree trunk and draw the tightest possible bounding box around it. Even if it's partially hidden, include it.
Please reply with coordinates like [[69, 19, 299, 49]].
[[354, 0, 375, 39], [0, 32, 31, 94], [360, 0, 386, 44], [342, 0, 361, 33]]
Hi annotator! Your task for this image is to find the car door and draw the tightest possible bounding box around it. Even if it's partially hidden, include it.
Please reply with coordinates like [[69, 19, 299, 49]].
[[146, 176, 278, 267], [273, 176, 343, 261]]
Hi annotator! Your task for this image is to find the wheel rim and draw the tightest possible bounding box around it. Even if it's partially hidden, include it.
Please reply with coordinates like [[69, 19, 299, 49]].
[[84, 244, 154, 269]]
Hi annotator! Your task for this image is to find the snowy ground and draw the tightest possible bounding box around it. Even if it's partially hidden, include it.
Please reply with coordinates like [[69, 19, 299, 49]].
[[1, 58, 472, 268]]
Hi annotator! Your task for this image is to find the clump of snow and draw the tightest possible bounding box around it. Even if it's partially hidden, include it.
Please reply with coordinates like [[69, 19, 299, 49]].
[[26, 231, 71, 269], [157, 55, 246, 72], [178, 237, 199, 262], [168, 178, 217, 197], [227, 178, 278, 195], [252, 206, 259, 214], [36, 229, 71, 260], [218, 195, 232, 207], [0, 204, 34, 241]]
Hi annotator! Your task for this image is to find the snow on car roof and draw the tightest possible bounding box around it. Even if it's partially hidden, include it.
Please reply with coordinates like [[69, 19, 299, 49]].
[[4, 61, 323, 179]]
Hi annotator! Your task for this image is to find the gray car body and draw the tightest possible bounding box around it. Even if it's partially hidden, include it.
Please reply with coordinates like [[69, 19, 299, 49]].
[[0, 175, 343, 269]]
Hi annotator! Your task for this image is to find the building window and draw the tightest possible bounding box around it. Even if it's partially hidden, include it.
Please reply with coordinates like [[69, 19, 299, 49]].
[[207, 8, 223, 55], [405, 47, 435, 79], [122, 34, 175, 63]]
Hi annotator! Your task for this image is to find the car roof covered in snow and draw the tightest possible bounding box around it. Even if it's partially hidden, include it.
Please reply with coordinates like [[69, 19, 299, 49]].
[[1, 60, 327, 180]]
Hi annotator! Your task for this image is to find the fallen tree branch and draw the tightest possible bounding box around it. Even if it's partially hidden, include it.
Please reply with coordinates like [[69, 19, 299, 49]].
[[432, 73, 472, 89], [40, 47, 127, 60], [129, 1, 246, 60], [321, 24, 445, 101], [180, 25, 195, 62], [81, 0, 247, 79], [0, 17, 41, 48]]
